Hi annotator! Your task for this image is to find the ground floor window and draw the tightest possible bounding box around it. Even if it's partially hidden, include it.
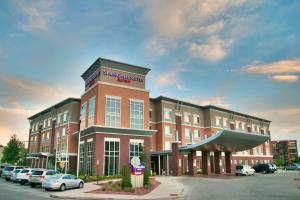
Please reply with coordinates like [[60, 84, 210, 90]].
[[87, 139, 93, 175], [79, 142, 84, 174], [104, 138, 120, 176], [129, 139, 144, 161]]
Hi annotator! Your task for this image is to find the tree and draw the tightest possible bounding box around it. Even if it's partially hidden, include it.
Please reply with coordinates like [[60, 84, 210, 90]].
[[121, 164, 132, 189], [275, 155, 285, 166], [1, 134, 24, 165], [293, 157, 300, 164], [140, 151, 150, 186]]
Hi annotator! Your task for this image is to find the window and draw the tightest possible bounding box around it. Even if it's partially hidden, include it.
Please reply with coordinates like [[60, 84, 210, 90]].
[[104, 138, 120, 176], [204, 133, 208, 139], [130, 100, 144, 129], [265, 142, 270, 155], [252, 124, 255, 132], [165, 141, 171, 150], [184, 113, 190, 123], [63, 111, 68, 122], [61, 143, 65, 153], [149, 110, 152, 119], [58, 113, 62, 124], [235, 121, 240, 129], [88, 96, 96, 127], [164, 109, 172, 120], [105, 97, 121, 128], [79, 142, 85, 173], [48, 118, 51, 127], [129, 139, 144, 161], [241, 122, 246, 130], [87, 139, 93, 175], [223, 118, 228, 127], [164, 126, 172, 137], [185, 128, 190, 139], [193, 115, 200, 125], [216, 116, 221, 126], [80, 103, 87, 129], [43, 120, 47, 128], [62, 127, 66, 137], [194, 130, 200, 139]]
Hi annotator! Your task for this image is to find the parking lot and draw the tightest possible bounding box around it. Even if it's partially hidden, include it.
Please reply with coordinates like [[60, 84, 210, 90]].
[[0, 178, 59, 200], [178, 170, 300, 200], [1, 170, 300, 200]]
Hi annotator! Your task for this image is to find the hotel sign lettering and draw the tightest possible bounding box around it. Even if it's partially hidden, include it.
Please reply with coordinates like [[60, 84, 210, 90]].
[[102, 70, 144, 84], [85, 68, 145, 90]]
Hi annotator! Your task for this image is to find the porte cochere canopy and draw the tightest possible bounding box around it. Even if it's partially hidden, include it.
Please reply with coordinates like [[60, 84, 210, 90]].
[[180, 129, 270, 153]]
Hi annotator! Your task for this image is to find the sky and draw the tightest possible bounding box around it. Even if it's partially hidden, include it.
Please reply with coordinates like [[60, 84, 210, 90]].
[[0, 0, 299, 153]]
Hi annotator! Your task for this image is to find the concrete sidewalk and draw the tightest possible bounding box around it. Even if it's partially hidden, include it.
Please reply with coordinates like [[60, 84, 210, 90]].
[[50, 177, 185, 200]]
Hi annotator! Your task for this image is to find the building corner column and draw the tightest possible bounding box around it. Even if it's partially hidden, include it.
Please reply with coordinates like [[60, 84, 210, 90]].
[[202, 151, 211, 175], [188, 150, 197, 176], [214, 152, 221, 174], [170, 142, 182, 176], [225, 152, 232, 174]]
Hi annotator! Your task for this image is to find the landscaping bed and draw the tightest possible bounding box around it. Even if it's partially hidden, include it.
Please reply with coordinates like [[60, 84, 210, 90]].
[[87, 178, 161, 195]]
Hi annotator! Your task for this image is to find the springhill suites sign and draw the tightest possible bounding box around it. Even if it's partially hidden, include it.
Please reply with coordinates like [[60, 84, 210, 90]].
[[103, 70, 144, 83]]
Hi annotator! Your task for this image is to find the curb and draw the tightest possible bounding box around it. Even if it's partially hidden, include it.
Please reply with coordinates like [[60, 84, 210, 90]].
[[50, 194, 179, 200]]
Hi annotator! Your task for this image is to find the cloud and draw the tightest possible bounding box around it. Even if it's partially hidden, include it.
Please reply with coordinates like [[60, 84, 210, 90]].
[[12, 0, 60, 32], [153, 67, 187, 91], [0, 74, 78, 108], [189, 96, 231, 108], [269, 75, 299, 83], [242, 58, 300, 74], [142, 0, 250, 61], [143, 38, 168, 57], [251, 107, 300, 142], [188, 35, 232, 62], [0, 106, 39, 146], [189, 20, 225, 35]]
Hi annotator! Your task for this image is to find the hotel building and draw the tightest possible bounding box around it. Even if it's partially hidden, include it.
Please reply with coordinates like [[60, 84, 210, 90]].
[[26, 58, 273, 176]]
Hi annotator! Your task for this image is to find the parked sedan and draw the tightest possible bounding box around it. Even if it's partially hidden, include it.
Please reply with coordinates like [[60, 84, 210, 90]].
[[284, 163, 300, 170], [235, 165, 255, 176], [42, 174, 84, 191], [2, 166, 24, 181], [11, 169, 22, 183], [29, 169, 57, 187]]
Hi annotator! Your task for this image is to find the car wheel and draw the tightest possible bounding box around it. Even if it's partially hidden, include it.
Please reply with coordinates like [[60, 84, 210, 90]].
[[30, 184, 36, 188], [78, 182, 84, 189], [45, 188, 51, 191], [60, 184, 66, 191], [262, 170, 266, 174], [5, 178, 10, 181], [20, 181, 25, 185]]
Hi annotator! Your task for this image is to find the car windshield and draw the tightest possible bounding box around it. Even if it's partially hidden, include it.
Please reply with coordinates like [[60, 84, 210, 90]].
[[32, 170, 44, 176], [14, 169, 21, 173], [236, 166, 243, 170], [20, 169, 29, 173], [4, 166, 14, 171]]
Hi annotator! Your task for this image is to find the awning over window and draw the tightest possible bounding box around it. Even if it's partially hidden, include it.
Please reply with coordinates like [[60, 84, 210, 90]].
[[180, 129, 270, 152]]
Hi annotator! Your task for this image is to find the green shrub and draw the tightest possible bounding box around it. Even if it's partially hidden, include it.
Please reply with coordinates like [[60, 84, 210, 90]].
[[121, 164, 132, 189], [140, 151, 151, 186]]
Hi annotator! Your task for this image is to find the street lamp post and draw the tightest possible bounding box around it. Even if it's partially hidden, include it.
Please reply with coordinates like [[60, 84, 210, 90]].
[[76, 119, 81, 178]]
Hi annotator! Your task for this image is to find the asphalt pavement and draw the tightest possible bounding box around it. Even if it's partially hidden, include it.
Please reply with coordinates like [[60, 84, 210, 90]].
[[178, 170, 300, 200]]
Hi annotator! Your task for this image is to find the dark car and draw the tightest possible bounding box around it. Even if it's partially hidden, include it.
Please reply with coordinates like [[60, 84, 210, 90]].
[[253, 164, 274, 174], [0, 165, 6, 177]]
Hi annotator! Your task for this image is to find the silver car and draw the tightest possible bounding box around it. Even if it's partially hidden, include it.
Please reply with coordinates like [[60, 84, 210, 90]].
[[11, 169, 22, 183], [42, 174, 84, 191], [29, 169, 57, 187], [2, 166, 24, 181]]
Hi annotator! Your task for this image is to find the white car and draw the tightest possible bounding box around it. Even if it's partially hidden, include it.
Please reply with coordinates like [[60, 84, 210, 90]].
[[235, 165, 255, 176], [17, 168, 36, 185]]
